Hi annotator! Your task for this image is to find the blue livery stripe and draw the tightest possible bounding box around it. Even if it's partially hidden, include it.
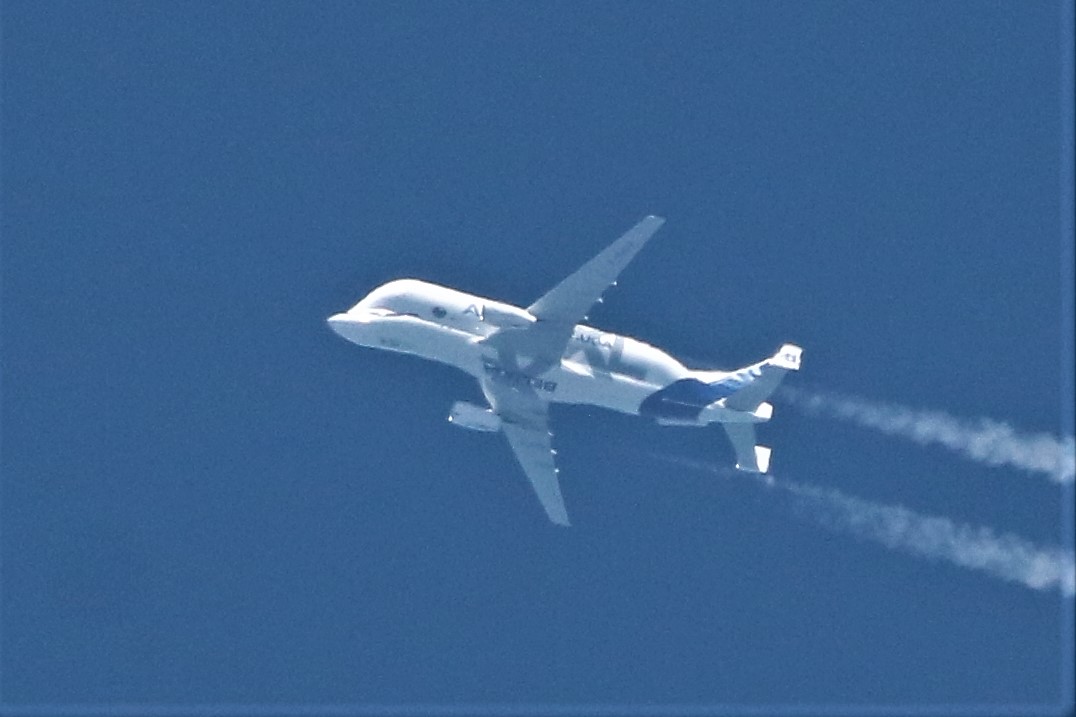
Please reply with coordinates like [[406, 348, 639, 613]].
[[638, 366, 768, 420]]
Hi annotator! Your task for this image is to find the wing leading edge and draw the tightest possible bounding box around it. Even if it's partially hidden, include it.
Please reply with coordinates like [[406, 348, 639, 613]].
[[477, 216, 665, 526], [480, 377, 570, 526], [501, 420, 570, 526], [527, 214, 666, 324], [482, 216, 665, 373]]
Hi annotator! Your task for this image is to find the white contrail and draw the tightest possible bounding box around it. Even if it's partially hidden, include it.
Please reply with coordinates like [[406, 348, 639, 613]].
[[779, 386, 1076, 484], [648, 453, 1076, 597]]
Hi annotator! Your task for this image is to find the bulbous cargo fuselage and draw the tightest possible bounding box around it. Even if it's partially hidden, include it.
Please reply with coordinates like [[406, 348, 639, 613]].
[[326, 216, 803, 525], [327, 278, 694, 419]]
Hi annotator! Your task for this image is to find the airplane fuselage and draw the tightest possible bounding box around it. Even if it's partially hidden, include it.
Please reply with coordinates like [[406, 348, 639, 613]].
[[327, 216, 801, 524], [328, 278, 766, 426]]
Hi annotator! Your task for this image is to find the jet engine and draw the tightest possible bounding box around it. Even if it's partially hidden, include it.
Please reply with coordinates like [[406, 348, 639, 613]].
[[447, 401, 502, 432]]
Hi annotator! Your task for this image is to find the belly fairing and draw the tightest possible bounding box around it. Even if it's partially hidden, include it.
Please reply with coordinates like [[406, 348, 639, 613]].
[[367, 316, 482, 374]]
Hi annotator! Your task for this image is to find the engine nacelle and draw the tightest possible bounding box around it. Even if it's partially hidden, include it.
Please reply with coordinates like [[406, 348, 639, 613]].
[[448, 401, 502, 432]]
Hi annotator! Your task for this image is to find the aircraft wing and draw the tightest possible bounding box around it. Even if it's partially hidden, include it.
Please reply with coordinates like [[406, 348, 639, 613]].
[[482, 215, 665, 372], [527, 215, 666, 323], [480, 378, 570, 526], [473, 216, 665, 524]]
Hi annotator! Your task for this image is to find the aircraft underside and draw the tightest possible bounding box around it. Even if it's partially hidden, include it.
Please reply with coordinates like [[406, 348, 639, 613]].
[[327, 216, 802, 525]]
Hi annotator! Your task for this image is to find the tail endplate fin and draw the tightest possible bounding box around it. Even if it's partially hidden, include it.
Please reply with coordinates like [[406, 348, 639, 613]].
[[770, 344, 803, 371]]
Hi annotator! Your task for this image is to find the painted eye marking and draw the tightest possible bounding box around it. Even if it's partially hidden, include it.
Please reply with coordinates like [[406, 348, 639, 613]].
[[432, 306, 447, 318]]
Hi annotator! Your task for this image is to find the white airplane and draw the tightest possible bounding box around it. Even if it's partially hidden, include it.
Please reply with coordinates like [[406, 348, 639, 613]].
[[327, 216, 802, 526]]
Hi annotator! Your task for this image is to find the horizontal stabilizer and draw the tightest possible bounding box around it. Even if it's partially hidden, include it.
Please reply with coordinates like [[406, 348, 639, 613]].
[[722, 343, 804, 413], [722, 422, 772, 473]]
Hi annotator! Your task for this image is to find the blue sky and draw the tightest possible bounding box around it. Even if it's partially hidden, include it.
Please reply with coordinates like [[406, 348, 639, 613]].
[[2, 1, 1073, 713]]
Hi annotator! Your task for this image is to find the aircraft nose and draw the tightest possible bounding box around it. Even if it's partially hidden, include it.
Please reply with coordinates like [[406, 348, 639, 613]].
[[326, 313, 350, 336]]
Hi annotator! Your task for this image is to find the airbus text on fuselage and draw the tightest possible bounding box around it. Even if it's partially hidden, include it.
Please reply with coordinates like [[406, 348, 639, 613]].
[[327, 216, 802, 526]]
